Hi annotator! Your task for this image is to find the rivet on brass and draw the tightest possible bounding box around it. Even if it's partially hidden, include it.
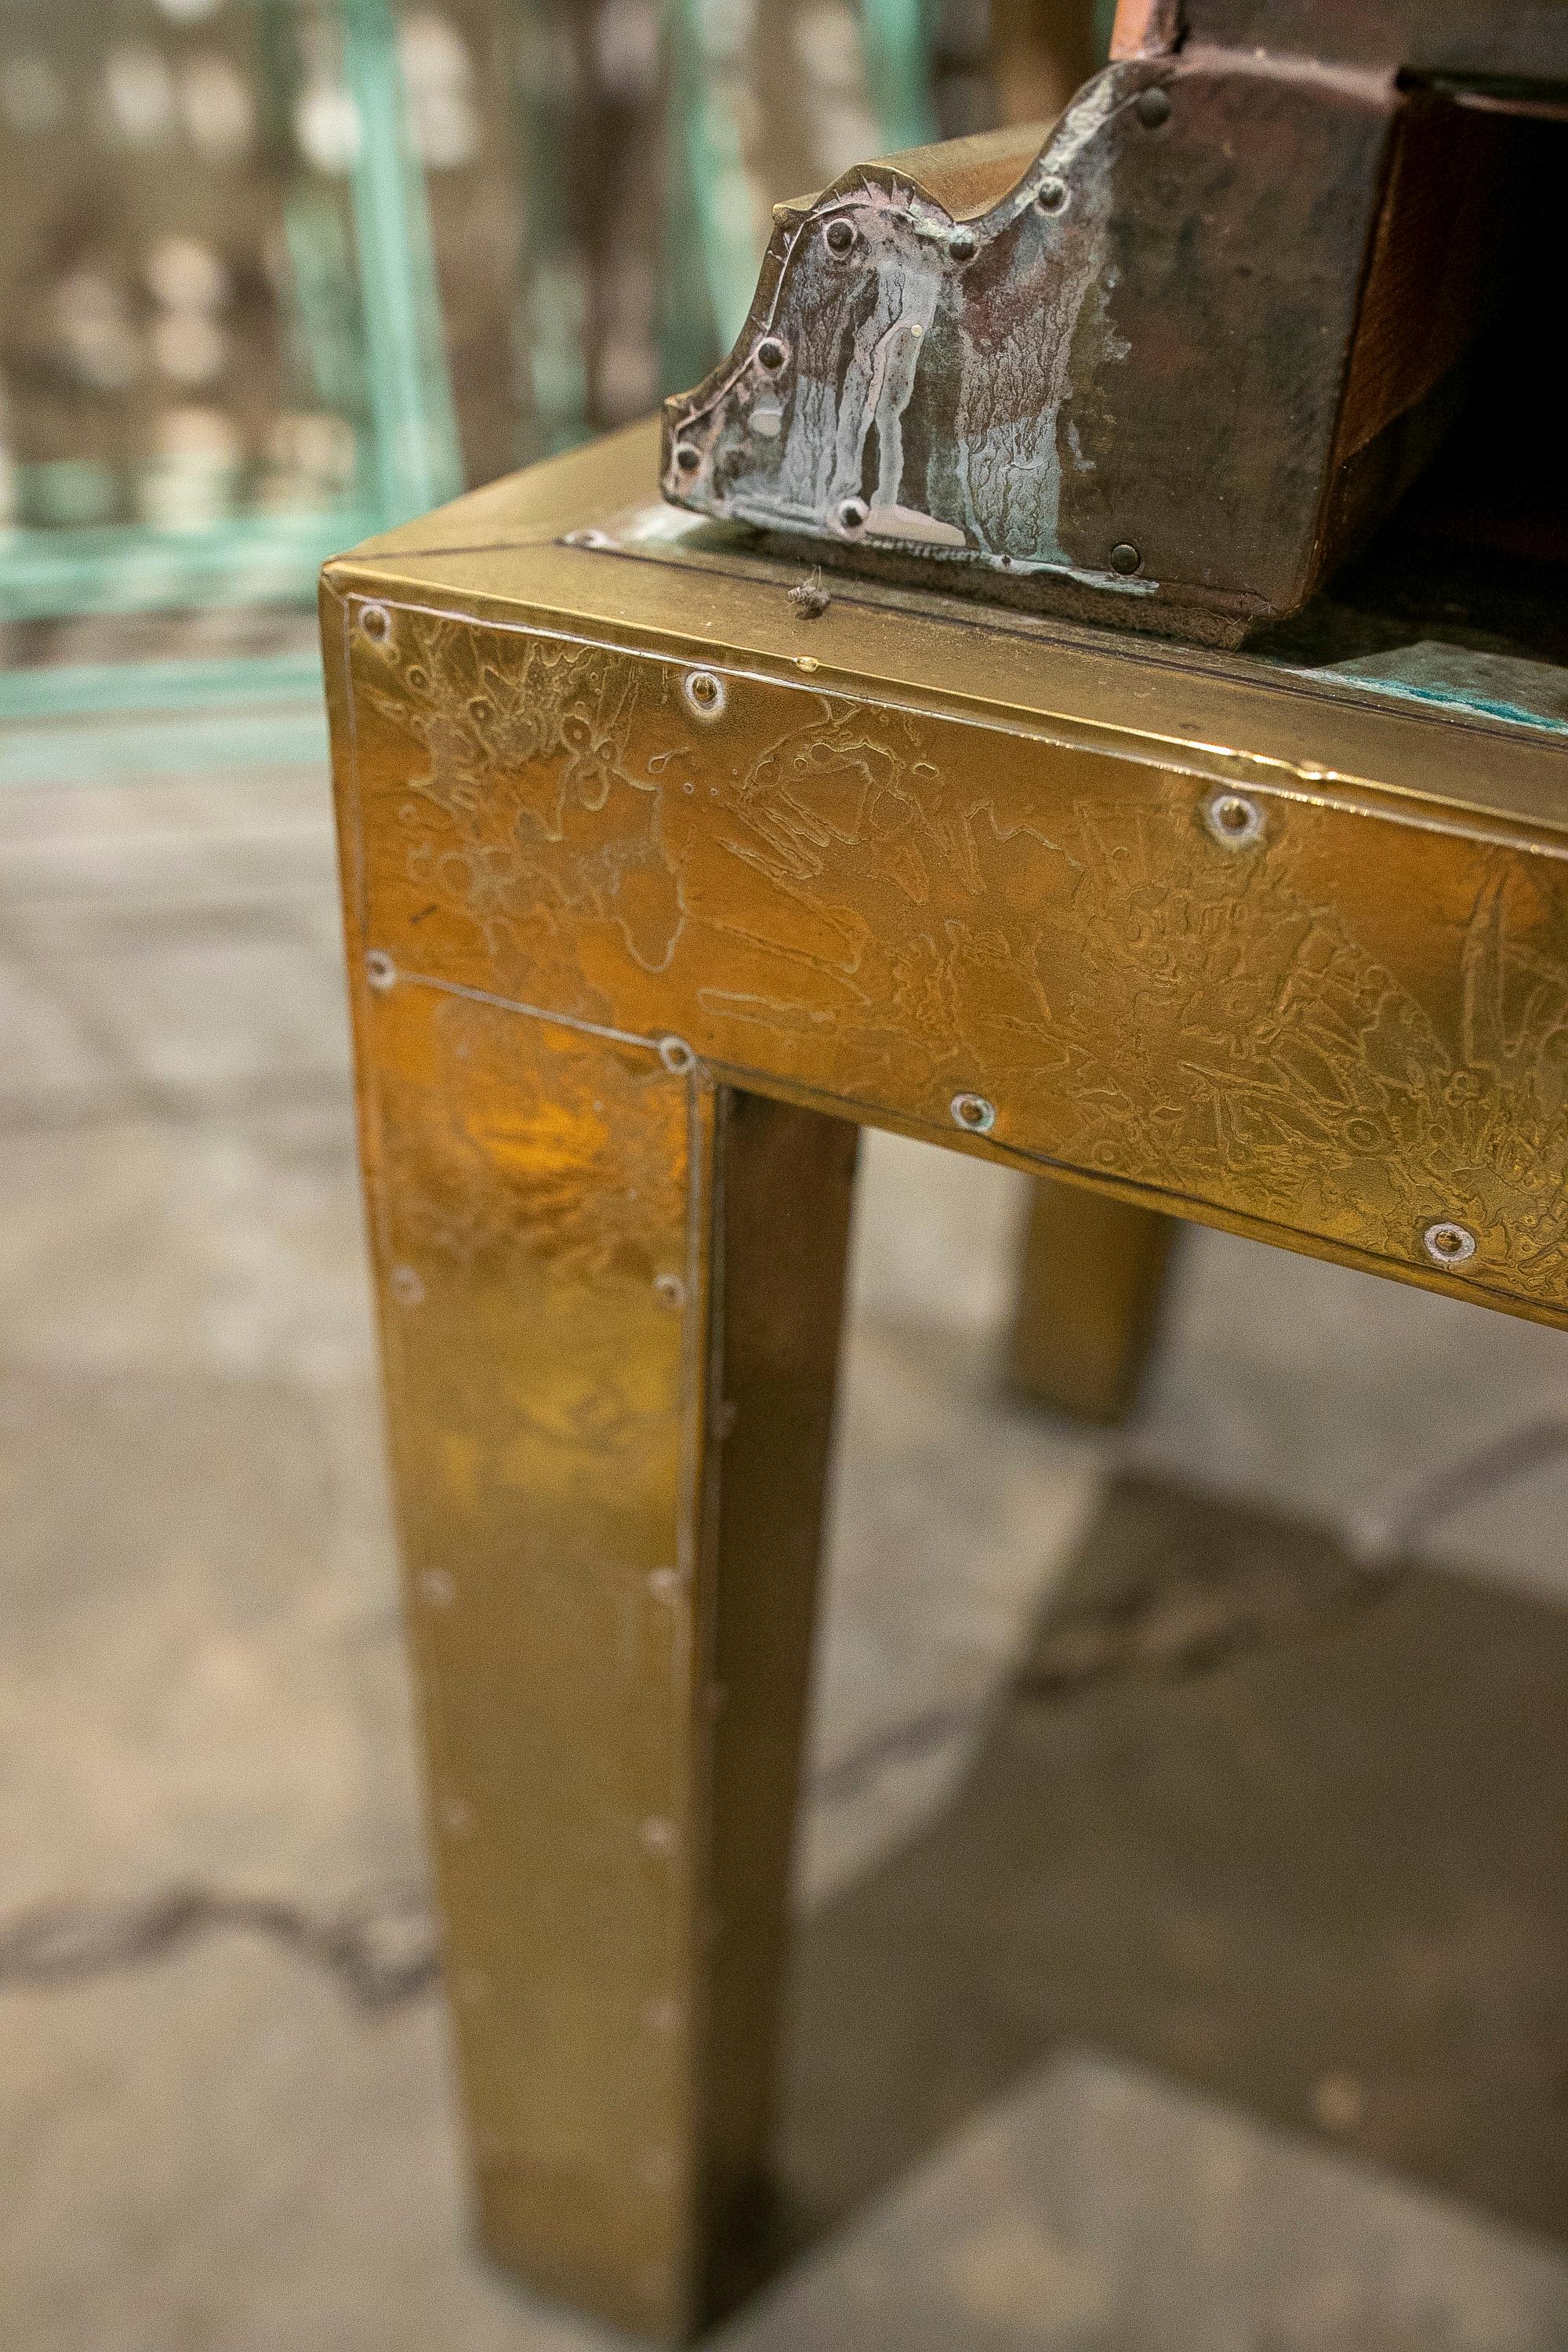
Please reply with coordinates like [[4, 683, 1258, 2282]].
[[365, 949, 397, 991], [658, 1036, 697, 1076], [1423, 1221, 1478, 1266], [683, 669, 726, 720], [654, 1273, 688, 1310], [359, 601, 390, 641], [951, 1093, 996, 1134], [1203, 790, 1265, 848]]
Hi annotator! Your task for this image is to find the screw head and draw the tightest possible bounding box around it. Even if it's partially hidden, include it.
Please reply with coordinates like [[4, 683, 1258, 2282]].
[[1038, 176, 1068, 213], [825, 217, 856, 255], [1423, 1221, 1478, 1266], [949, 226, 978, 263], [757, 337, 787, 373], [950, 1093, 996, 1135], [1109, 542, 1143, 575], [1203, 790, 1265, 848], [837, 497, 868, 532], [1135, 85, 1172, 129]]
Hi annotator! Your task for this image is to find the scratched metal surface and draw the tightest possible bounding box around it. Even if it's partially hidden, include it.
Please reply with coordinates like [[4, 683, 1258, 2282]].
[[327, 575, 1568, 1330]]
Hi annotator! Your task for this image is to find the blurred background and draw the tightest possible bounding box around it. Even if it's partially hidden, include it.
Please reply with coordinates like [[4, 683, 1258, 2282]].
[[5, 6, 1568, 2350], [0, 0, 1112, 778]]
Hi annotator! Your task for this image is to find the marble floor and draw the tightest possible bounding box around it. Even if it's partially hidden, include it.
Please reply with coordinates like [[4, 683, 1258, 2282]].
[[4, 748, 1568, 2350]]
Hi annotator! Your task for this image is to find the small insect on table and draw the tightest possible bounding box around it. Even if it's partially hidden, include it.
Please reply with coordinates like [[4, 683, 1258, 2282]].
[[322, 5, 1568, 2337]]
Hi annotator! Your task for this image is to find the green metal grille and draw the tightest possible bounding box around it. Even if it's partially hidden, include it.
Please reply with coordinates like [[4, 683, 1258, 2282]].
[[0, 0, 461, 750]]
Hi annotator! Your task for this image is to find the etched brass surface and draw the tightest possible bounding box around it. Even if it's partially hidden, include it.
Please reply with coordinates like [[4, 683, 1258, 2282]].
[[324, 419, 1568, 2338], [328, 437, 1568, 1327]]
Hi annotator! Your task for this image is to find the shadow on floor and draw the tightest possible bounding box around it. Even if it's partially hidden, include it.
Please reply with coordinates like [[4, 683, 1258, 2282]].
[[773, 1473, 1568, 2279]]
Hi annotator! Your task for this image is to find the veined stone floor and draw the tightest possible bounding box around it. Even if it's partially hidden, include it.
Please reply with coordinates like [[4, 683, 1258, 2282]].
[[4, 751, 1568, 2350]]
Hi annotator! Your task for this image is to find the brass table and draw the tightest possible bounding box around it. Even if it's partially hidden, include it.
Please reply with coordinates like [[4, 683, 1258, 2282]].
[[323, 419, 1567, 2340]]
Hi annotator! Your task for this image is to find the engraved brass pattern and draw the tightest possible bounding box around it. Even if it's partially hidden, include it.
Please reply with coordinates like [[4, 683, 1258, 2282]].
[[323, 424, 1568, 2339], [343, 603, 1568, 1324]]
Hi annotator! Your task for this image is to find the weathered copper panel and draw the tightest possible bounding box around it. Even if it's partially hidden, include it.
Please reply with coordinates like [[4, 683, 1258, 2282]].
[[337, 594, 1568, 1327], [662, 55, 1399, 639], [1176, 1, 1568, 82]]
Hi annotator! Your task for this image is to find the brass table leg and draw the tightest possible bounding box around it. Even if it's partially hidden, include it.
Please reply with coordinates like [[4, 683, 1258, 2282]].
[[352, 970, 855, 2340], [1008, 1178, 1176, 1426]]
